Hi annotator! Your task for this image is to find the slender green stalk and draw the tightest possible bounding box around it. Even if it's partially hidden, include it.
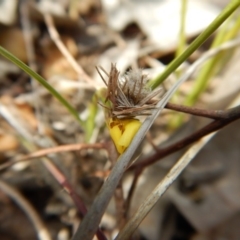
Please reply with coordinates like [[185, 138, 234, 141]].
[[214, 13, 240, 70], [223, 13, 240, 40], [183, 23, 228, 106], [0, 46, 84, 126], [85, 94, 98, 142], [176, 0, 188, 58], [169, 0, 188, 127], [150, 0, 240, 90]]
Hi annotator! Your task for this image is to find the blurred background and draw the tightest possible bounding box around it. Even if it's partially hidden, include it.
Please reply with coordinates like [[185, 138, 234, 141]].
[[0, 1, 240, 240]]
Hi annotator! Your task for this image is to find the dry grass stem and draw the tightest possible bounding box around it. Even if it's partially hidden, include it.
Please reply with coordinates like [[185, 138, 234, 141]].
[[0, 143, 105, 171], [43, 13, 96, 87]]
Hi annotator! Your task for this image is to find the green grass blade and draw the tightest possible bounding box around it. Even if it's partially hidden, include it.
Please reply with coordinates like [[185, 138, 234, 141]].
[[176, 0, 188, 58], [0, 46, 84, 126], [85, 94, 98, 142]]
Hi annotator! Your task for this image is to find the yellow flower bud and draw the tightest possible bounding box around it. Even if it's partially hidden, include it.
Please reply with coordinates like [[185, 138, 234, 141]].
[[107, 118, 141, 154]]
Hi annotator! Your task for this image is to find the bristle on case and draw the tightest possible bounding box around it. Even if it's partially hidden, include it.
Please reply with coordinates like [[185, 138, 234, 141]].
[[96, 63, 163, 119], [96, 64, 163, 154]]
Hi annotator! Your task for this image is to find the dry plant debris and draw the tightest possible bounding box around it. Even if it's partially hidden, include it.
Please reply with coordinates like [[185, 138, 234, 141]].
[[0, 1, 240, 240]]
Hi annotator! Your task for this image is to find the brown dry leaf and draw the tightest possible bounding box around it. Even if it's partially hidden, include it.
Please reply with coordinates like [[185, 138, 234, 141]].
[[73, 0, 99, 16], [1, 95, 38, 131], [0, 134, 19, 152], [41, 36, 79, 80], [15, 102, 38, 130], [0, 28, 27, 62]]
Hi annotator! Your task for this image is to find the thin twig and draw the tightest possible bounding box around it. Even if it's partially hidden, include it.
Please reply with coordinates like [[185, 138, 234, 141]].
[[0, 179, 52, 240], [130, 104, 240, 170], [165, 102, 228, 119], [20, 1, 37, 71], [0, 143, 105, 171], [114, 180, 127, 230], [43, 13, 96, 88], [21, 1, 50, 135]]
